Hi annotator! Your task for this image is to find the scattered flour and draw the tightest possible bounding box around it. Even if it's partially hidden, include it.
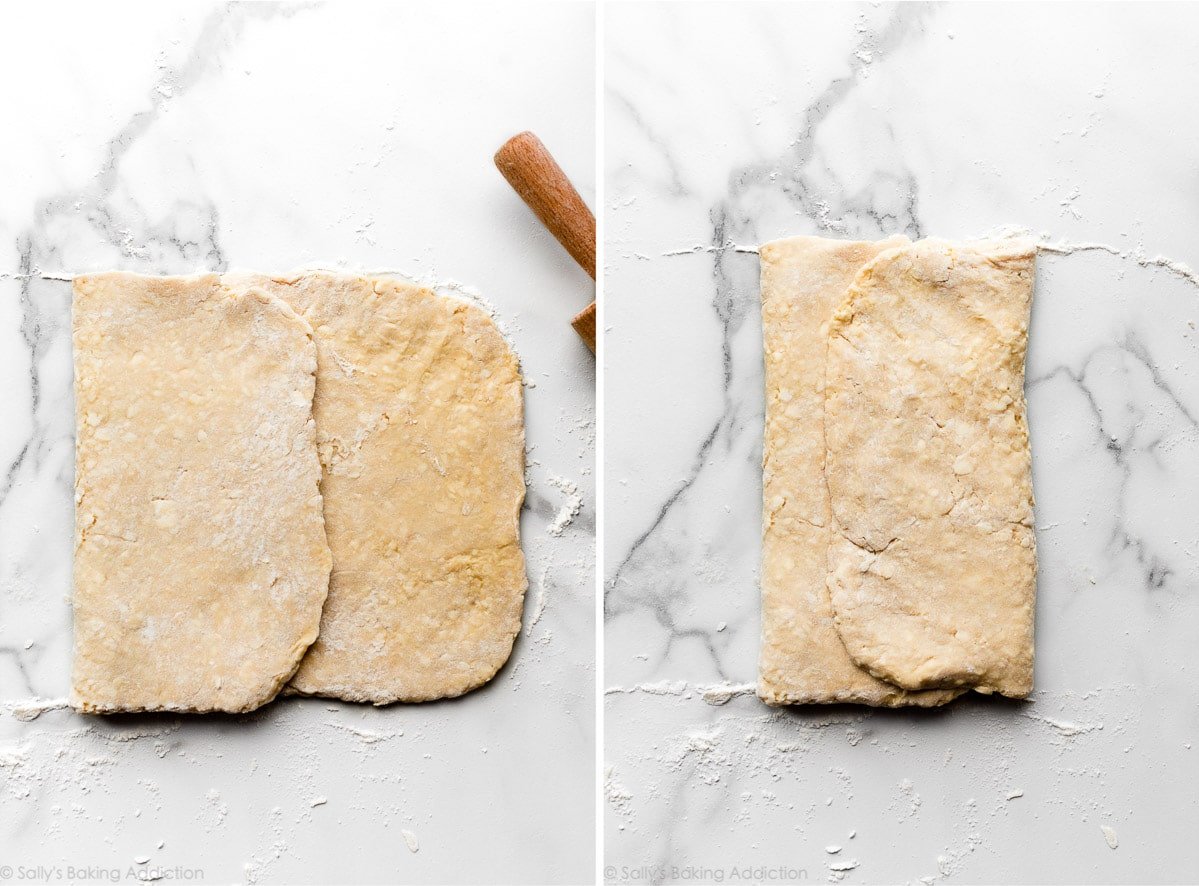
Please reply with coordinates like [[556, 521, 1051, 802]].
[[547, 474, 583, 537], [527, 559, 553, 635], [1022, 712, 1104, 738], [985, 226, 1199, 290], [605, 680, 688, 698], [324, 721, 402, 744], [829, 858, 860, 879], [661, 240, 758, 257], [204, 788, 229, 830], [2, 697, 71, 721], [664, 727, 731, 786], [0, 271, 74, 281], [604, 766, 635, 831], [893, 778, 923, 823], [1138, 254, 1199, 287], [604, 681, 756, 705], [699, 683, 757, 706], [1101, 824, 1119, 849]]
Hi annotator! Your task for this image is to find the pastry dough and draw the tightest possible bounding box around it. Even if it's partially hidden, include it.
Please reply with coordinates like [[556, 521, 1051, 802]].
[[225, 274, 527, 703], [71, 273, 331, 714], [758, 236, 1036, 705], [825, 239, 1036, 697], [757, 236, 961, 707]]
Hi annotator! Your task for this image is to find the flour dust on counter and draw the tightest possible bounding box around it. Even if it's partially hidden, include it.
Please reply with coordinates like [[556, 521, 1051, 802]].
[[606, 2, 1199, 883]]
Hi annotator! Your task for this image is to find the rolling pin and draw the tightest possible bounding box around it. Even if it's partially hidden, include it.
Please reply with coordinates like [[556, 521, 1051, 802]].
[[494, 131, 596, 352]]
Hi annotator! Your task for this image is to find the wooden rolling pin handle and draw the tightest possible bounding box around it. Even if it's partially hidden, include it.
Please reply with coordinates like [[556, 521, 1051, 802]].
[[571, 302, 596, 354], [495, 131, 596, 280]]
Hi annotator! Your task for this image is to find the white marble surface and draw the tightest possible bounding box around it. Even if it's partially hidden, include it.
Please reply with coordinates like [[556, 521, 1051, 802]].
[[604, 3, 1198, 883], [0, 3, 594, 884]]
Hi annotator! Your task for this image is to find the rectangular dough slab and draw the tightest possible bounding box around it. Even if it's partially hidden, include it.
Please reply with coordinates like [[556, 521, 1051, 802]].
[[824, 239, 1036, 698], [758, 236, 1036, 705], [758, 236, 961, 706], [71, 273, 331, 714], [224, 273, 527, 704]]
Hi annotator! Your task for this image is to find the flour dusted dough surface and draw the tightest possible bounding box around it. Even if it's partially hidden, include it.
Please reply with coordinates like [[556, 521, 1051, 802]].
[[825, 240, 1036, 697], [71, 273, 331, 714], [226, 273, 527, 703], [758, 236, 962, 707]]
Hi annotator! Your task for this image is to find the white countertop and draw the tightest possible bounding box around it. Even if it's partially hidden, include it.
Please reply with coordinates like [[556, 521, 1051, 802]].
[[0, 3, 595, 884], [604, 3, 1198, 883]]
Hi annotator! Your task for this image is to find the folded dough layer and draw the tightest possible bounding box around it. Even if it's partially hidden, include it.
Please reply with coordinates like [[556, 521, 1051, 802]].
[[757, 236, 963, 707], [226, 274, 527, 704], [824, 239, 1036, 698], [71, 273, 331, 714]]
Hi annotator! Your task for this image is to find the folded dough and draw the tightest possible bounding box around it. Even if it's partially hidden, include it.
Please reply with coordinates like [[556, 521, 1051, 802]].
[[825, 239, 1036, 697], [758, 236, 1036, 705], [758, 236, 962, 707], [225, 274, 527, 704], [71, 273, 331, 714]]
